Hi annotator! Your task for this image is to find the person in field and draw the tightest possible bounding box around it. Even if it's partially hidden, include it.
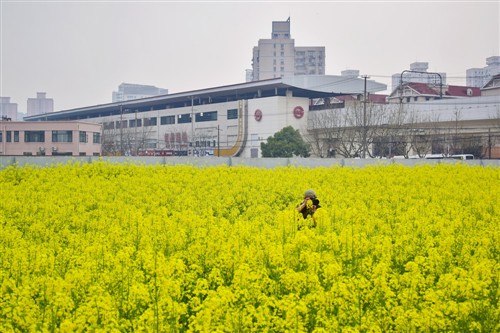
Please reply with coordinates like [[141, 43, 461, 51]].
[[296, 189, 321, 229]]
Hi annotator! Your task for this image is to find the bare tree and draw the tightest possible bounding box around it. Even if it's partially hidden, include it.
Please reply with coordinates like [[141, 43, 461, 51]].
[[306, 98, 390, 158], [101, 116, 157, 156]]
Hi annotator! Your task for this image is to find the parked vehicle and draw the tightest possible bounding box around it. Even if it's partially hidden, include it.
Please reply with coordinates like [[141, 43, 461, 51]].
[[451, 154, 475, 160]]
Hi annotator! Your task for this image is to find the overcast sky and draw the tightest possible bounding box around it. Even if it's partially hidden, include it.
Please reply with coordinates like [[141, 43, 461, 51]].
[[1, 0, 499, 113]]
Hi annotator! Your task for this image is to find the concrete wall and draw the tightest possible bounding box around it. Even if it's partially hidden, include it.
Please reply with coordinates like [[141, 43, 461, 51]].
[[1, 155, 499, 170]]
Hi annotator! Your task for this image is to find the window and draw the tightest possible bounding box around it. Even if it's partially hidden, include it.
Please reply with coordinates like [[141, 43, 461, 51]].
[[161, 115, 175, 125], [195, 111, 217, 122], [129, 119, 142, 128], [52, 130, 73, 142], [25, 131, 45, 143], [6, 131, 11, 142], [177, 114, 192, 124], [0, 132, 2, 142], [93, 132, 101, 144], [115, 120, 127, 129], [144, 117, 157, 126], [79, 131, 87, 143], [103, 122, 115, 130], [14, 131, 19, 142], [227, 109, 238, 120]]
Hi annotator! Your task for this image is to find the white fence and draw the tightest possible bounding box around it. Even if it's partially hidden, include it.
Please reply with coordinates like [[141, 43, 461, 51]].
[[1, 156, 499, 170]]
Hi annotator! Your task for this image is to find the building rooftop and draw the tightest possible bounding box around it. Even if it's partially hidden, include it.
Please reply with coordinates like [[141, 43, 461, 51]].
[[25, 75, 387, 122]]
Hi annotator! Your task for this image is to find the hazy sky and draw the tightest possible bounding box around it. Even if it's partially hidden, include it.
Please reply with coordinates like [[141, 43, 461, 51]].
[[1, 0, 499, 113]]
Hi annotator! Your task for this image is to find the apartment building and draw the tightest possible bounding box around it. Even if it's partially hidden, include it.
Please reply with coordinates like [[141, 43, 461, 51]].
[[391, 62, 447, 92], [112, 83, 168, 102], [250, 18, 325, 81], [0, 97, 18, 121], [27, 92, 54, 117], [466, 56, 500, 88]]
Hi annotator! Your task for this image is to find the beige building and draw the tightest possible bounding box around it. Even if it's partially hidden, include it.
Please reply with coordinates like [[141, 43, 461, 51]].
[[251, 18, 325, 81], [0, 121, 102, 156]]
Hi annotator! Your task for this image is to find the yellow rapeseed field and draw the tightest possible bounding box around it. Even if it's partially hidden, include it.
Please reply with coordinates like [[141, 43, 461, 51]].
[[0, 162, 498, 332]]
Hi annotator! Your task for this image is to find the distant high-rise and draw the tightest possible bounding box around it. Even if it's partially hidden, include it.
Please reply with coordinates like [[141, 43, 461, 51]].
[[466, 56, 500, 88], [391, 62, 447, 92], [27, 92, 53, 117], [0, 97, 18, 121], [341, 69, 360, 78], [112, 83, 168, 102], [250, 18, 325, 81]]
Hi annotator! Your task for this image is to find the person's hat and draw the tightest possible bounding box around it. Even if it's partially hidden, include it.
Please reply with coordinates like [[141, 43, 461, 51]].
[[304, 189, 315, 198]]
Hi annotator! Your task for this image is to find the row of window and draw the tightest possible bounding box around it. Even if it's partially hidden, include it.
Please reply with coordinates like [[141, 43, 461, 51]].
[[104, 110, 238, 130], [0, 130, 101, 144]]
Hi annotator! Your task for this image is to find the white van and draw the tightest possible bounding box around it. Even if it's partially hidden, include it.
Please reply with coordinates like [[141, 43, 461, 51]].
[[451, 154, 474, 160]]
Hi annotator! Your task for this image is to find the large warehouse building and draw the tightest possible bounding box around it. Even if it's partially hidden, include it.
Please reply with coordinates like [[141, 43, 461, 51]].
[[24, 76, 387, 158]]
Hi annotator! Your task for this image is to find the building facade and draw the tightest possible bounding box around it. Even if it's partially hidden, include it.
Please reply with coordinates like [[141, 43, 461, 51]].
[[250, 18, 325, 81], [24, 76, 387, 158], [0, 121, 102, 156], [481, 74, 500, 96], [23, 74, 500, 159], [112, 83, 168, 102], [27, 92, 54, 117], [388, 82, 481, 103], [466, 56, 500, 88], [0, 97, 18, 121]]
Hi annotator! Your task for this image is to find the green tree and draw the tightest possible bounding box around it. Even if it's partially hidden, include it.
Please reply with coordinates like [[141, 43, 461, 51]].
[[261, 126, 310, 157]]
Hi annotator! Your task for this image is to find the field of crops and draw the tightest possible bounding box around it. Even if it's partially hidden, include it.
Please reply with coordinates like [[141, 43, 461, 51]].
[[0, 162, 498, 332]]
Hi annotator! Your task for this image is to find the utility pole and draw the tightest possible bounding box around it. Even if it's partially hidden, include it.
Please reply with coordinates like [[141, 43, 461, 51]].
[[488, 128, 492, 159], [217, 124, 220, 157], [120, 105, 123, 155], [362, 75, 369, 158], [191, 96, 194, 156]]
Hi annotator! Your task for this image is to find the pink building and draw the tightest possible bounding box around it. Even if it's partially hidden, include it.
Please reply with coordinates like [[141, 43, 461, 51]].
[[0, 121, 102, 156]]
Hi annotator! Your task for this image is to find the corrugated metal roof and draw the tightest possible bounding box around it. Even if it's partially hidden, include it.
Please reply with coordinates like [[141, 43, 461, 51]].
[[24, 75, 387, 121]]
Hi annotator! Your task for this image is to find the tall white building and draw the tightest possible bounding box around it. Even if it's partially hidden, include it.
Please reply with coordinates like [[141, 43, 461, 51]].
[[391, 62, 447, 92], [466, 56, 500, 88], [112, 83, 168, 102], [250, 18, 325, 81], [27, 92, 53, 117], [0, 97, 18, 121]]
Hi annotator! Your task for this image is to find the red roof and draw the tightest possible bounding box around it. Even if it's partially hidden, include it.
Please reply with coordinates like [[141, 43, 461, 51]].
[[407, 82, 439, 95], [446, 85, 481, 97], [368, 94, 388, 103]]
